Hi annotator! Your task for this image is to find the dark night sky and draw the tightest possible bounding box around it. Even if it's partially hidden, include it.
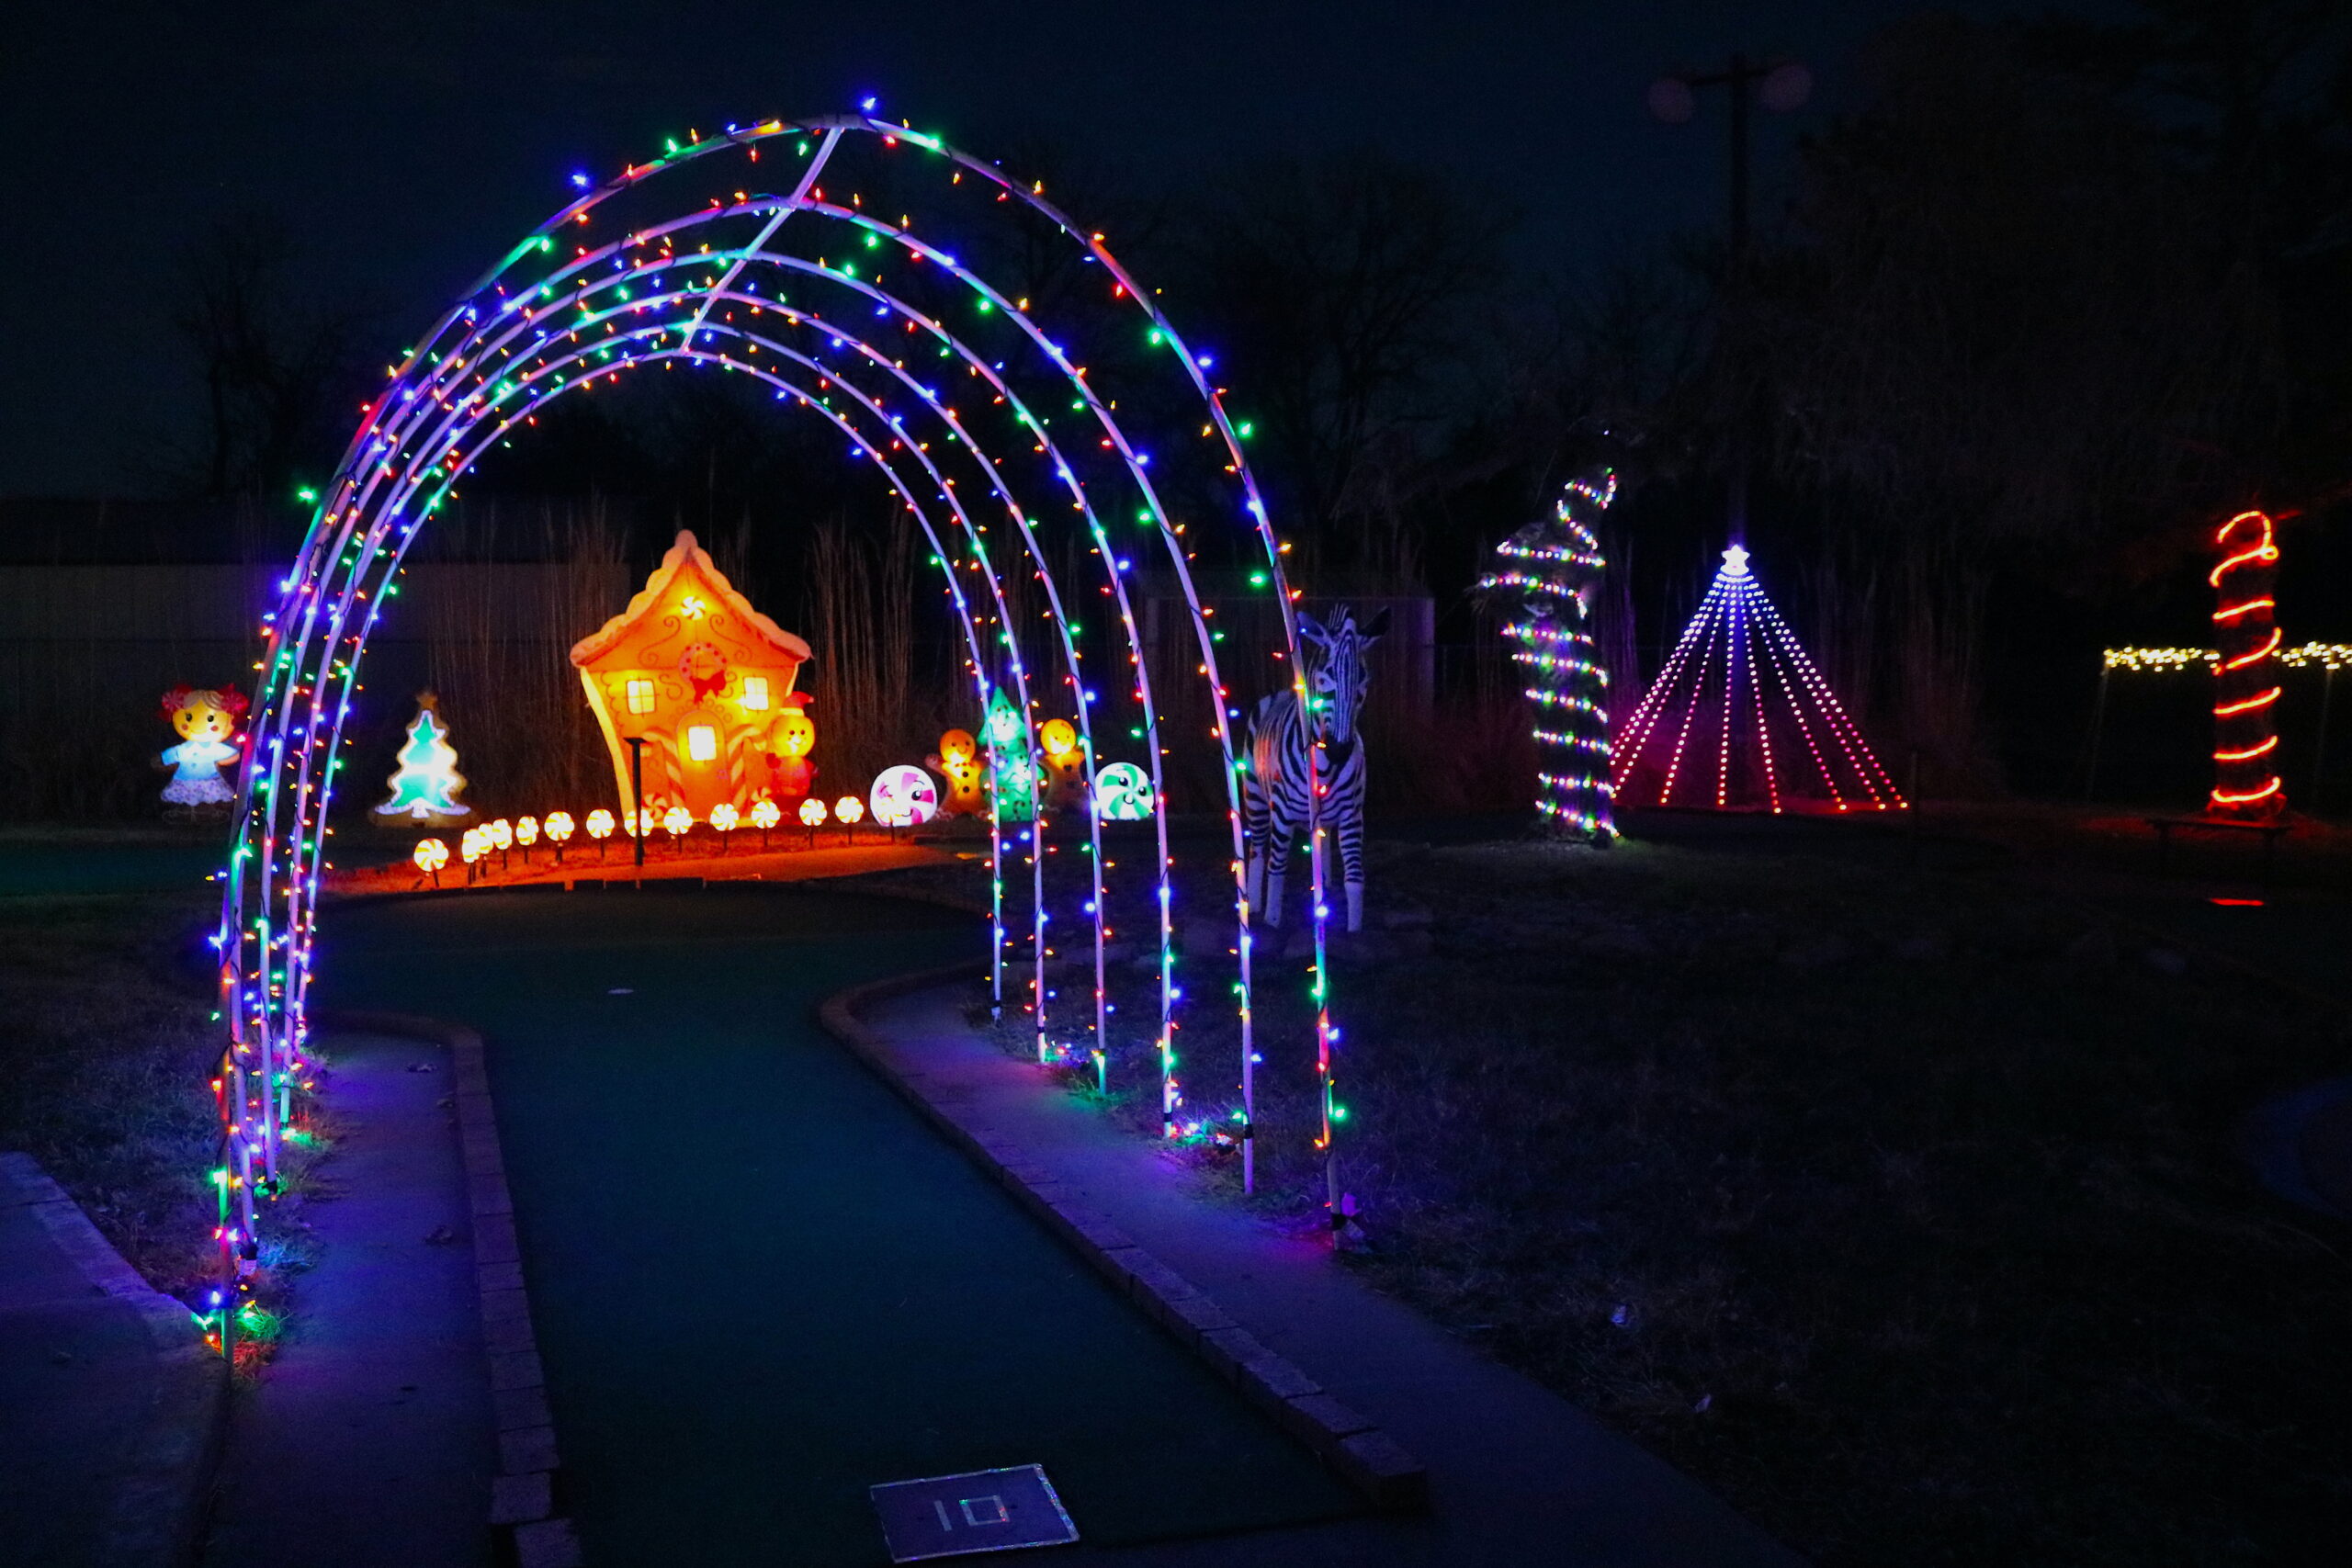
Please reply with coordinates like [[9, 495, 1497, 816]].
[[1, 1, 2021, 498]]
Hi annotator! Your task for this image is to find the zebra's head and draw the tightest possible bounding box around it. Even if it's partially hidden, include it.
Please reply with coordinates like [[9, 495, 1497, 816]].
[[1296, 606, 1389, 745]]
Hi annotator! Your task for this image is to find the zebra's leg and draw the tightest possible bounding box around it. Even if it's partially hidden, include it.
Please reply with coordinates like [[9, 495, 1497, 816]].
[[1340, 804, 1367, 932], [1241, 768, 1268, 910], [1262, 811, 1295, 927]]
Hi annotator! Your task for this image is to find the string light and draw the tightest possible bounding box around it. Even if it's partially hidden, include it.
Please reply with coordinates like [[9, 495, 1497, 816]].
[[1614, 543, 1904, 813], [2207, 511, 2286, 818], [209, 110, 1359, 1353], [1476, 472, 1619, 840], [2103, 642, 2352, 672]]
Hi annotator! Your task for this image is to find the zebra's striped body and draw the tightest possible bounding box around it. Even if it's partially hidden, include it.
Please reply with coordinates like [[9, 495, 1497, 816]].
[[1243, 607, 1386, 932]]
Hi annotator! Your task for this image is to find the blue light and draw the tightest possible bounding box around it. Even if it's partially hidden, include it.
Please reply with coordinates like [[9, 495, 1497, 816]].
[[571, 171, 591, 188]]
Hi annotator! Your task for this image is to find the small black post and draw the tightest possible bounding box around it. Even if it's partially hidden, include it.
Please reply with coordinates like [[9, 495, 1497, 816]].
[[625, 737, 647, 874]]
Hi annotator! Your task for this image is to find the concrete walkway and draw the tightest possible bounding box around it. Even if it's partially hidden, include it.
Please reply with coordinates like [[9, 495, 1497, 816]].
[[197, 1032, 495, 1568], [854, 987, 1803, 1568], [0, 1151, 222, 1568]]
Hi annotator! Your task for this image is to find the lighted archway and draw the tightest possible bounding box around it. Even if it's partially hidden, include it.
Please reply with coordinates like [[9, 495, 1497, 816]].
[[209, 112, 1357, 1315]]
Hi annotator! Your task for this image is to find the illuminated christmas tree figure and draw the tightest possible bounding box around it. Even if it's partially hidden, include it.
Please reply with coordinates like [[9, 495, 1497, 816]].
[[981, 686, 1036, 823], [372, 693, 474, 828], [1613, 544, 1904, 813], [1477, 471, 1619, 840]]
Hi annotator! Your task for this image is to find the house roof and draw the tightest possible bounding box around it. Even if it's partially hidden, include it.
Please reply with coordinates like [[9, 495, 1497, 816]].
[[569, 529, 812, 669]]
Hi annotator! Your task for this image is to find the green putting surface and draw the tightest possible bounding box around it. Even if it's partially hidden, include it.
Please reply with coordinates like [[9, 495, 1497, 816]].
[[322, 885, 1355, 1565], [0, 835, 224, 897]]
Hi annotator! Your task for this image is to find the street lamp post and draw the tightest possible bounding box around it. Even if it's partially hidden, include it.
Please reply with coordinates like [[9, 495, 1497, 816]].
[[624, 736, 647, 874], [1650, 54, 1812, 546]]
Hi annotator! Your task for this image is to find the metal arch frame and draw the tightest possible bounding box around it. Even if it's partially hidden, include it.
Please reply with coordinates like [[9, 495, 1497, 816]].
[[214, 115, 1351, 1325]]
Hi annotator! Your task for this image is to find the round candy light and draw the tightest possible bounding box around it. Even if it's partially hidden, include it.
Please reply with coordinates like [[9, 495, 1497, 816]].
[[488, 818, 514, 851], [413, 838, 449, 874], [545, 811, 575, 841], [748, 798, 781, 830], [515, 815, 539, 847], [662, 805, 693, 839], [1091, 761, 1155, 821], [798, 797, 828, 827], [869, 765, 940, 827], [708, 802, 740, 832], [834, 795, 865, 826], [585, 809, 614, 840], [460, 828, 487, 863]]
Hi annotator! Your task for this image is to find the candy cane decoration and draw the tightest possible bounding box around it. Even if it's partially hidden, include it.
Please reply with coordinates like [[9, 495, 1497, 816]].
[[2209, 510, 2285, 818]]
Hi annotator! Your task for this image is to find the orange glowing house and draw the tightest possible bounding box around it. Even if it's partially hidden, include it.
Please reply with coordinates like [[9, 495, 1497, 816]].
[[570, 530, 813, 820]]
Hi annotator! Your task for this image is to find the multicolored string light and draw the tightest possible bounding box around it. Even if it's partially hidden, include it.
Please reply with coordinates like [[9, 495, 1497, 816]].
[[209, 109, 1358, 1348], [1613, 544, 1904, 813], [1476, 471, 1618, 840]]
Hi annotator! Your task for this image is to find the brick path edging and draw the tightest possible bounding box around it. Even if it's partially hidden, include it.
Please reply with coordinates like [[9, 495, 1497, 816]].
[[312, 1012, 581, 1568], [816, 966, 1430, 1512]]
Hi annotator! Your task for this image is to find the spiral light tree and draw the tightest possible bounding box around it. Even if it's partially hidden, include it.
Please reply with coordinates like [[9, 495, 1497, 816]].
[[2208, 510, 2285, 818], [204, 109, 1363, 1348], [1477, 471, 1619, 840]]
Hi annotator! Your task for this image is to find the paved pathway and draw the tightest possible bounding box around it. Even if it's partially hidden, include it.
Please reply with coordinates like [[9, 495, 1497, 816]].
[[198, 1032, 495, 1568], [854, 986, 1804, 1568], [316, 886, 1355, 1566], [0, 1151, 221, 1568]]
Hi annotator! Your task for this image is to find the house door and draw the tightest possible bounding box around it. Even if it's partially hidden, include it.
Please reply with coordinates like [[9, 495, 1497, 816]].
[[673, 707, 736, 818]]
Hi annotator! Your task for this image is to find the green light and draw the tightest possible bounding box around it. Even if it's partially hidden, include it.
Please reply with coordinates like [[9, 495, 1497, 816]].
[[294, 486, 318, 503]]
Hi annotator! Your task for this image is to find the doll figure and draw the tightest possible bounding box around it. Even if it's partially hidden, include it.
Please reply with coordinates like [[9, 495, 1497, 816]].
[[159, 685, 247, 807], [926, 728, 987, 817]]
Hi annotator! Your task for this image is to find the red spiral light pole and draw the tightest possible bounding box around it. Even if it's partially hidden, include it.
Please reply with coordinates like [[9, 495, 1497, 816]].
[[2209, 510, 2285, 818]]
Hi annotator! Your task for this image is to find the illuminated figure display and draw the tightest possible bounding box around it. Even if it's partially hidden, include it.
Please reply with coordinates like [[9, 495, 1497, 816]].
[[1476, 472, 1619, 841], [158, 685, 247, 807], [372, 693, 473, 827], [927, 728, 986, 816], [1244, 606, 1386, 931], [764, 694, 819, 807], [982, 688, 1036, 823], [1037, 718, 1088, 812], [1091, 761, 1156, 821], [571, 529, 813, 820], [2208, 510, 2285, 818], [1613, 544, 1904, 813], [869, 764, 941, 827]]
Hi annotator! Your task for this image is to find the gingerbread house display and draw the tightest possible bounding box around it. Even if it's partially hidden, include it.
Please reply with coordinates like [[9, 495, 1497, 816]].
[[570, 530, 814, 820]]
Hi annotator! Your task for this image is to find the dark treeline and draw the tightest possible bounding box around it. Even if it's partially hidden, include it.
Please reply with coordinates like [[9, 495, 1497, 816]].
[[155, 1, 2352, 803]]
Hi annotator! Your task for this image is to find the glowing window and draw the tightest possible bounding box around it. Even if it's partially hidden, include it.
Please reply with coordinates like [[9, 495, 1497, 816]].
[[625, 679, 656, 715], [740, 676, 771, 711], [684, 725, 718, 762]]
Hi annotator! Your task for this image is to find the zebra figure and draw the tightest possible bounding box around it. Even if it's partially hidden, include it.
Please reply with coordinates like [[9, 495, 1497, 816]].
[[1244, 606, 1388, 932]]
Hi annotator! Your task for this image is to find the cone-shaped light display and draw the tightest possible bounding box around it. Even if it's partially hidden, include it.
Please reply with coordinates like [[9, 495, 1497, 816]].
[[1613, 546, 1905, 813]]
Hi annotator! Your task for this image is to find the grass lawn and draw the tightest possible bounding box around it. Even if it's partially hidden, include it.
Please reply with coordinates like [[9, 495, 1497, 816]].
[[0, 829, 224, 1300], [931, 811, 2352, 1565]]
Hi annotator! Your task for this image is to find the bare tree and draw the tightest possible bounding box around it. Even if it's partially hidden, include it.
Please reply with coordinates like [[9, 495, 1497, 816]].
[[165, 214, 375, 502], [1179, 153, 1511, 572]]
